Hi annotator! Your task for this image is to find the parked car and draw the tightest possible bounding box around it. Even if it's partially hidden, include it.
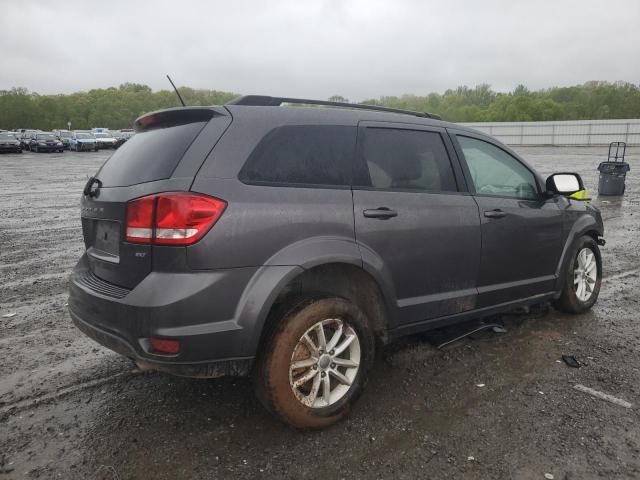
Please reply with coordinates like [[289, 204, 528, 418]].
[[29, 132, 64, 153], [54, 130, 73, 149], [93, 131, 117, 149], [69, 97, 604, 428], [70, 132, 98, 152], [121, 129, 135, 141], [109, 130, 126, 148], [0, 132, 22, 153], [20, 130, 39, 150]]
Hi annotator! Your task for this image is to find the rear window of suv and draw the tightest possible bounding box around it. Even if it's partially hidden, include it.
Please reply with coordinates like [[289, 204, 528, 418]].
[[96, 122, 206, 187], [239, 125, 355, 187]]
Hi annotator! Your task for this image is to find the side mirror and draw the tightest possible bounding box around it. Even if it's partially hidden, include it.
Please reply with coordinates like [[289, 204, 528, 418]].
[[546, 173, 590, 201]]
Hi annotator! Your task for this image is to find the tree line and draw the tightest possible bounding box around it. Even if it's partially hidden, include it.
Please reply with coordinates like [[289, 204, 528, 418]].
[[1, 81, 639, 131]]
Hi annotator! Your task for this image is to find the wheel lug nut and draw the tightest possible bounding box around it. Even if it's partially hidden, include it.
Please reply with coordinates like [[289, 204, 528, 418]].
[[321, 372, 326, 377], [331, 363, 336, 369], [330, 349, 335, 355], [313, 364, 318, 369]]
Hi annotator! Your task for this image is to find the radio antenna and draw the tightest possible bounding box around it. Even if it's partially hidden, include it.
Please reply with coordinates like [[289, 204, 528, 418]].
[[166, 74, 186, 107]]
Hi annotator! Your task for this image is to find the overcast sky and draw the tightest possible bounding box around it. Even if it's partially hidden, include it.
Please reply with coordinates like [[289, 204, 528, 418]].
[[1, 0, 639, 100]]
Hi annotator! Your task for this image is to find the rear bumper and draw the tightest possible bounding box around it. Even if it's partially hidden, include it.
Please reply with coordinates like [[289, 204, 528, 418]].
[[71, 311, 253, 377], [68, 255, 260, 377]]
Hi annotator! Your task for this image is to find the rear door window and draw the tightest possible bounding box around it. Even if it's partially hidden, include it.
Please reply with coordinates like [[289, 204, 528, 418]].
[[96, 122, 206, 187], [239, 125, 356, 187], [355, 127, 458, 192]]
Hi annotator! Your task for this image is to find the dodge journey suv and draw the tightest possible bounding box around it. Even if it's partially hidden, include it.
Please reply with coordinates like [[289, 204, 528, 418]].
[[69, 96, 604, 428]]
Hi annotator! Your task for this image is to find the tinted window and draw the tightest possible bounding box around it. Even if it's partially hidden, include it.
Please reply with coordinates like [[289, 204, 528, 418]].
[[356, 128, 457, 192], [457, 136, 539, 200], [239, 125, 355, 186], [96, 121, 206, 187]]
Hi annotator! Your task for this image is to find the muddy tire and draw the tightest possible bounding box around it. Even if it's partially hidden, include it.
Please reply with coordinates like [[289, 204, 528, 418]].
[[553, 235, 602, 313], [253, 296, 375, 429]]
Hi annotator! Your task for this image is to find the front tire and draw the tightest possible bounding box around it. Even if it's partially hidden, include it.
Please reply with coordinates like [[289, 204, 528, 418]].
[[553, 235, 602, 313], [253, 296, 374, 429]]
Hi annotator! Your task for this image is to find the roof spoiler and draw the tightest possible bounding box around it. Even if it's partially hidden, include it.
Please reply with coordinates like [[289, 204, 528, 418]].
[[227, 95, 441, 120], [134, 107, 225, 133]]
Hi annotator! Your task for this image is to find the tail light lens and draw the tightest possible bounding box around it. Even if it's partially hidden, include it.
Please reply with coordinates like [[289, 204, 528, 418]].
[[125, 195, 155, 243], [126, 193, 226, 246]]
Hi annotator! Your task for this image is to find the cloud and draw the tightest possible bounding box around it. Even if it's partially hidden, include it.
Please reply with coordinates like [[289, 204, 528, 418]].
[[1, 0, 639, 100]]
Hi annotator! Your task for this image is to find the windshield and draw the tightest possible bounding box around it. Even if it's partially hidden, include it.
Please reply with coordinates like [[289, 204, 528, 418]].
[[0, 133, 15, 140], [58, 131, 72, 138], [94, 133, 112, 138], [37, 134, 56, 140], [76, 133, 93, 139]]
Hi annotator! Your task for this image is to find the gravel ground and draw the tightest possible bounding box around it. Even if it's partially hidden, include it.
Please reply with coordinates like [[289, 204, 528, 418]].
[[0, 146, 639, 479]]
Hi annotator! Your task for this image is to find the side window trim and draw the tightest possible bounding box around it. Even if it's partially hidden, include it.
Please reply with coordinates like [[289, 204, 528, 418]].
[[449, 131, 543, 199], [353, 121, 468, 194]]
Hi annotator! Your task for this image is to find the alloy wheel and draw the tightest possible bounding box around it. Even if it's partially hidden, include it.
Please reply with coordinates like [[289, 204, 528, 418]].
[[288, 318, 361, 409], [574, 247, 597, 302]]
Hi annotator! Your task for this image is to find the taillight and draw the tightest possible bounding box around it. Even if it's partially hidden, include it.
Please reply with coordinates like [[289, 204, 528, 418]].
[[125, 193, 226, 246], [125, 196, 155, 243]]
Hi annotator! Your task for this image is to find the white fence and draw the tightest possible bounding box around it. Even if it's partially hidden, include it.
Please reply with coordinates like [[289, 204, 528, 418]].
[[459, 119, 640, 146]]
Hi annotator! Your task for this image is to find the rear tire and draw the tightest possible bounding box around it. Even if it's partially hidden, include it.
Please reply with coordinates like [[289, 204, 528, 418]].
[[253, 296, 374, 429], [553, 235, 602, 313]]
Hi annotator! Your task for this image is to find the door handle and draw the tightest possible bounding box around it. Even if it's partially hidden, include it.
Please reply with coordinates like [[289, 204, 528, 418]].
[[484, 209, 506, 219], [363, 207, 398, 219]]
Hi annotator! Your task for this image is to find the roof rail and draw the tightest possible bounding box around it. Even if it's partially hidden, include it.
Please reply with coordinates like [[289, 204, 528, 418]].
[[226, 95, 442, 120]]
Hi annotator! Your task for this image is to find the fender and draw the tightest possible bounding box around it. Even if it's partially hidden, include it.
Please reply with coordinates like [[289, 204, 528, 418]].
[[265, 235, 363, 269], [554, 212, 604, 291], [234, 236, 398, 353], [235, 236, 365, 354], [234, 263, 304, 355], [357, 242, 401, 328]]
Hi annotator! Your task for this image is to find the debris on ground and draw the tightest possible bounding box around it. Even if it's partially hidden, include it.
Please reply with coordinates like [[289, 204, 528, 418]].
[[562, 355, 581, 368], [573, 384, 633, 409], [2, 312, 17, 318], [436, 322, 507, 349]]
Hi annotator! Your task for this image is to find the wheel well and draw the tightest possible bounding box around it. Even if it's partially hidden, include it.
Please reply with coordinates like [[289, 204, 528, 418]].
[[585, 230, 600, 242], [269, 263, 389, 342]]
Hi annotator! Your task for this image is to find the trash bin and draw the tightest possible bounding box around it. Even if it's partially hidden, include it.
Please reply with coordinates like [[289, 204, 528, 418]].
[[597, 162, 630, 195], [597, 142, 630, 196]]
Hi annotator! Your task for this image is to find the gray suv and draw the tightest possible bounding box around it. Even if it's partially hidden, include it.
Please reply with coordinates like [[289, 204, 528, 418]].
[[69, 96, 604, 428]]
